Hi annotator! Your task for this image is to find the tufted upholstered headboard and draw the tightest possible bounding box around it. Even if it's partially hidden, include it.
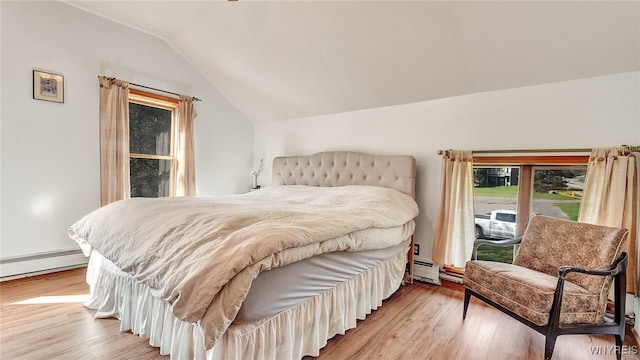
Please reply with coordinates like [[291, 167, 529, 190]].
[[271, 151, 416, 198]]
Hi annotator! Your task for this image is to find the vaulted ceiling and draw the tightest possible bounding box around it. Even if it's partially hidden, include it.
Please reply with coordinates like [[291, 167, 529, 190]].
[[64, 1, 639, 123]]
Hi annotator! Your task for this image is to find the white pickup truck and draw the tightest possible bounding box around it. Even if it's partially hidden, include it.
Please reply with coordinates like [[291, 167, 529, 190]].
[[475, 210, 517, 240]]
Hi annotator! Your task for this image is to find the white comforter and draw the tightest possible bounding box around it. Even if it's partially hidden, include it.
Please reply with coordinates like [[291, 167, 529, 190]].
[[69, 185, 418, 349]]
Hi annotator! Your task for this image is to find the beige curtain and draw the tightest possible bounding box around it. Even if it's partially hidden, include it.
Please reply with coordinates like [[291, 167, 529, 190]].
[[578, 147, 638, 295], [99, 76, 130, 206], [432, 150, 476, 268], [175, 95, 198, 196]]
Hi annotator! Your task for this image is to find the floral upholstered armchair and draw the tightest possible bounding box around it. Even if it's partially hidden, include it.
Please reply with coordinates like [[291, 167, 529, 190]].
[[463, 215, 629, 360]]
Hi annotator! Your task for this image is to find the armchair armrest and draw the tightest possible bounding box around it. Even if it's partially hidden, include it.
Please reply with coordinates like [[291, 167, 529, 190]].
[[472, 236, 523, 260], [548, 252, 628, 329], [558, 252, 628, 279]]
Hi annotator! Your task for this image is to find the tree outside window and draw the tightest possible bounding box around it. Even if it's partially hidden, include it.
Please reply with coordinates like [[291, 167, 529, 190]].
[[128, 92, 178, 198]]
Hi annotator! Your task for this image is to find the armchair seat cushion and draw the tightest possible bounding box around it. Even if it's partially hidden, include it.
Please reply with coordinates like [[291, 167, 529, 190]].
[[465, 260, 604, 326]]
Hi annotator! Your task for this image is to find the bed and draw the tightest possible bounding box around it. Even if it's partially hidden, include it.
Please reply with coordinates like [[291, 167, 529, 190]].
[[69, 151, 418, 359]]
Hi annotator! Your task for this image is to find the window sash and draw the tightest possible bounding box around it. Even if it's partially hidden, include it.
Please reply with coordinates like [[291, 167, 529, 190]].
[[128, 90, 179, 197], [130, 153, 175, 161], [472, 155, 588, 236]]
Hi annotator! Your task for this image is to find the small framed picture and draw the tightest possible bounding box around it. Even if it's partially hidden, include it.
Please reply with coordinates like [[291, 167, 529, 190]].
[[33, 70, 64, 103]]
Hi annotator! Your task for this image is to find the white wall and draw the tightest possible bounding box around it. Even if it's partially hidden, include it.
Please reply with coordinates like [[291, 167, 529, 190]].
[[2, 2, 638, 277], [0, 1, 253, 274], [254, 72, 640, 262]]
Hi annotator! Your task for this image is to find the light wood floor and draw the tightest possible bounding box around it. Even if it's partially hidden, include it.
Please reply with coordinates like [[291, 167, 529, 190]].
[[1, 268, 637, 360]]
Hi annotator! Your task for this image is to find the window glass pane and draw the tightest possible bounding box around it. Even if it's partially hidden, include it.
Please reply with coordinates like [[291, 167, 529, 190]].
[[473, 167, 519, 263], [130, 158, 172, 198], [532, 167, 586, 222], [129, 102, 172, 156]]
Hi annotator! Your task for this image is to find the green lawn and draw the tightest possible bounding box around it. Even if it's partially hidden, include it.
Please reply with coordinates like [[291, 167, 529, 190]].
[[475, 244, 514, 264], [474, 185, 581, 200], [474, 185, 519, 198], [553, 202, 580, 221]]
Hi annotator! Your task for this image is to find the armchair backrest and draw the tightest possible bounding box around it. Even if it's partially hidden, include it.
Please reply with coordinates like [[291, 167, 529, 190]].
[[513, 216, 628, 294]]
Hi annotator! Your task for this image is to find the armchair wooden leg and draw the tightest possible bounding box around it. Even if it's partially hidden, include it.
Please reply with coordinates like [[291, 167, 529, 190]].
[[463, 289, 471, 319], [544, 335, 557, 360], [615, 334, 623, 360]]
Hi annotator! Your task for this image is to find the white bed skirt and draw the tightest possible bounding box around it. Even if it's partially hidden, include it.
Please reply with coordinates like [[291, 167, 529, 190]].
[[84, 249, 407, 360]]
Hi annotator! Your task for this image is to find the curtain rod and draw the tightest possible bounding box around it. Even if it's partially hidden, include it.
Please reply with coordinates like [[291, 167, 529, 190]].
[[129, 82, 202, 102], [436, 145, 640, 156]]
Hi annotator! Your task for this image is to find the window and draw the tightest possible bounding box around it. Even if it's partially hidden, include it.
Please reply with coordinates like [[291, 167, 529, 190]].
[[128, 90, 180, 198], [473, 155, 589, 263], [495, 212, 516, 223]]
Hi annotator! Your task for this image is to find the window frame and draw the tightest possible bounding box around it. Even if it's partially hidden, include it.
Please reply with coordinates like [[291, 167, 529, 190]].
[[128, 89, 180, 197], [473, 154, 590, 237], [442, 154, 591, 279]]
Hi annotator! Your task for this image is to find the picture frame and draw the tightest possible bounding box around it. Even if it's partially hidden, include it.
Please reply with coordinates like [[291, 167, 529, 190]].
[[33, 70, 64, 103]]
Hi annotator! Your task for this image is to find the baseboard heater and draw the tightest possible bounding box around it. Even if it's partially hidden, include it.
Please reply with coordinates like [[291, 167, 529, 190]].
[[0, 249, 88, 281], [439, 272, 464, 284], [413, 260, 441, 285]]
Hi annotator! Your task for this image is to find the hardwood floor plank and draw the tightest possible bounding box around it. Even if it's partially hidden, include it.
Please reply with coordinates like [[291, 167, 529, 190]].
[[1, 268, 637, 359]]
